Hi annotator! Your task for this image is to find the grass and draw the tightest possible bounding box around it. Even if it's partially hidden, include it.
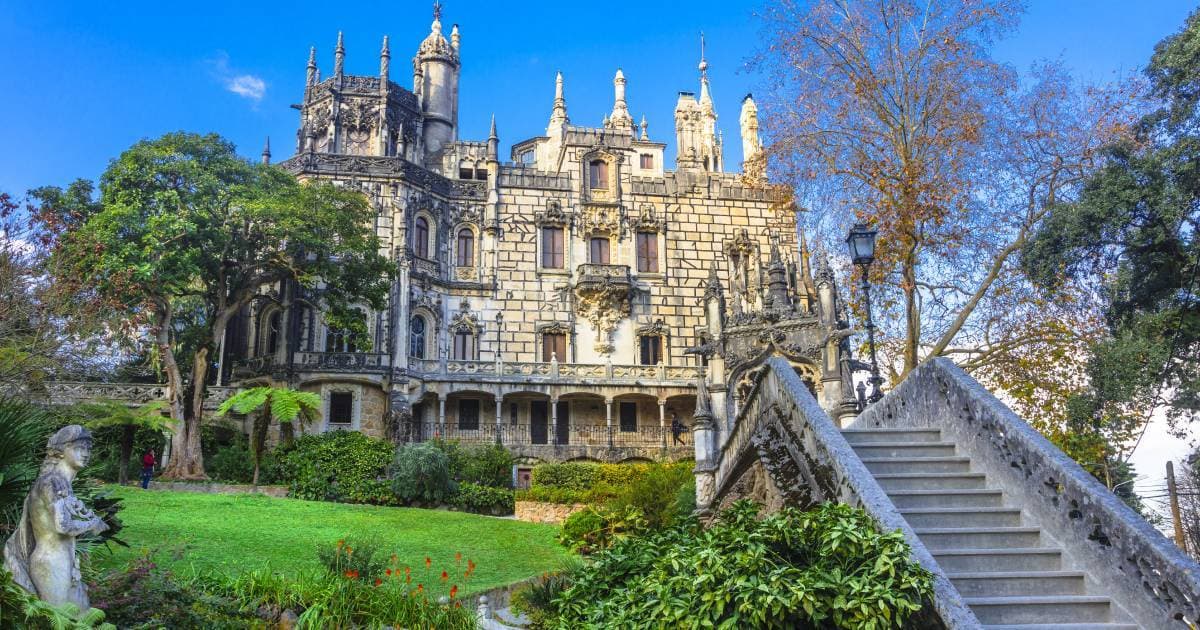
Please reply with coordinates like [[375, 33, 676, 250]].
[[93, 486, 569, 594]]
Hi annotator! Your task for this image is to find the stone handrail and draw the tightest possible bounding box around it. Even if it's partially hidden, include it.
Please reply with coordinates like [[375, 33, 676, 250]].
[[31, 382, 235, 411], [408, 359, 699, 384], [716, 357, 981, 629], [856, 358, 1200, 628]]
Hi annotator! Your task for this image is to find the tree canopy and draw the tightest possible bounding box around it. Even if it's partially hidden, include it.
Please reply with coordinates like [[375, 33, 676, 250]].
[[33, 132, 392, 478]]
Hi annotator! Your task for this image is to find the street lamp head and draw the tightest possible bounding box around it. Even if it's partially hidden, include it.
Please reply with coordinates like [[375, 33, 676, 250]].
[[846, 223, 878, 267]]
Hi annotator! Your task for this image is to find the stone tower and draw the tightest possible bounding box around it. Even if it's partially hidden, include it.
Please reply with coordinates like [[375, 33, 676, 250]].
[[739, 94, 765, 180], [414, 2, 460, 159], [674, 35, 722, 172]]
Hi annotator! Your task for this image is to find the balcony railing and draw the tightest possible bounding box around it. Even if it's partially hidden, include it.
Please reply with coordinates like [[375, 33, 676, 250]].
[[400, 421, 693, 448], [576, 263, 631, 286], [407, 359, 701, 383], [294, 351, 389, 373]]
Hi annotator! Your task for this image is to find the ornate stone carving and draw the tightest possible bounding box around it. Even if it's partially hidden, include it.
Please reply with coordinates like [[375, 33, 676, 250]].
[[579, 204, 623, 239], [537, 321, 572, 336], [448, 299, 481, 333], [631, 204, 666, 233], [574, 264, 632, 354], [534, 200, 570, 227], [3, 426, 107, 610]]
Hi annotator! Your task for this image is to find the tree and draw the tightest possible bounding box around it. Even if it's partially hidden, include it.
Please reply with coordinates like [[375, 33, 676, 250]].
[[1024, 10, 1200, 441], [76, 400, 172, 486], [217, 386, 320, 486], [757, 0, 1135, 436], [33, 132, 392, 479]]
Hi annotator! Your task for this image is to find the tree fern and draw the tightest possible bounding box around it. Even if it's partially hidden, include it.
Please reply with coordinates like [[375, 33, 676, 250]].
[[217, 387, 320, 485]]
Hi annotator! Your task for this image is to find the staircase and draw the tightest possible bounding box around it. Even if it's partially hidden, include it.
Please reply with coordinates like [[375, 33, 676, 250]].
[[842, 426, 1138, 630]]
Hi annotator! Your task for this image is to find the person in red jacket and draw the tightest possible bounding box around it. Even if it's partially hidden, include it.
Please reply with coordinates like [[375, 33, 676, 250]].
[[140, 449, 155, 489]]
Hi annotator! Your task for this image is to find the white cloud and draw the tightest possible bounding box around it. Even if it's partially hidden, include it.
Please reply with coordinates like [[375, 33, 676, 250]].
[[208, 52, 266, 104]]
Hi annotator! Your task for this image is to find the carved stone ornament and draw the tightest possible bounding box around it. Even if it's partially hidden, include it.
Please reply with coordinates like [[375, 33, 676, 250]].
[[534, 200, 570, 227], [574, 267, 632, 354], [579, 204, 623, 239], [537, 321, 572, 336], [632, 204, 666, 233], [3, 425, 108, 610], [636, 318, 669, 337], [448, 299, 481, 333]]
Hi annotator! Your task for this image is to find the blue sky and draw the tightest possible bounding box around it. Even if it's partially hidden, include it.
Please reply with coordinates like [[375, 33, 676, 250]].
[[0, 0, 1195, 196]]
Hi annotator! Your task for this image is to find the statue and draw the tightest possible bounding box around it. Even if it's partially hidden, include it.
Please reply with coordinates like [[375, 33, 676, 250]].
[[3, 425, 108, 609]]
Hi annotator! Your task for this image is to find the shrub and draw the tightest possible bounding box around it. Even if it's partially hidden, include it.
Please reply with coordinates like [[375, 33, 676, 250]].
[[89, 557, 250, 629], [3, 567, 110, 629], [317, 537, 389, 583], [557, 505, 646, 554], [511, 557, 584, 630], [609, 462, 693, 530], [514, 486, 591, 505], [0, 398, 51, 532], [550, 501, 933, 629], [437, 440, 514, 488], [450, 482, 515, 515], [275, 431, 394, 504], [530, 461, 598, 491], [207, 438, 280, 485], [390, 442, 455, 505]]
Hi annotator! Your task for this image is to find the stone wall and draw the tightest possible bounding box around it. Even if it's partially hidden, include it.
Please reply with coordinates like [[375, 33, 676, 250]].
[[514, 500, 586, 525]]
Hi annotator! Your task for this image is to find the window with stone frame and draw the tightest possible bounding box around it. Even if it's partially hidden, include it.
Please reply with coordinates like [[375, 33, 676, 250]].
[[640, 153, 653, 169], [474, 168, 488, 181], [636, 232, 658, 272], [541, 332, 566, 362], [458, 399, 480, 430], [452, 330, 476, 361], [409, 315, 427, 359], [589, 237, 610, 264], [541, 226, 564, 268], [639, 334, 662, 366], [459, 167, 474, 179], [414, 216, 430, 259], [325, 309, 366, 353], [456, 228, 474, 267], [589, 159, 608, 189], [263, 310, 282, 356], [329, 391, 353, 425]]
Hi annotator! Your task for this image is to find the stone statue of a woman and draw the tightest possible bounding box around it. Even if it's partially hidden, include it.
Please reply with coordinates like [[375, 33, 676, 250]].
[[3, 425, 108, 609]]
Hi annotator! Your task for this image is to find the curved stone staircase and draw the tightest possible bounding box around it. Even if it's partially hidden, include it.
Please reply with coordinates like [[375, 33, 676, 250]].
[[842, 426, 1136, 630]]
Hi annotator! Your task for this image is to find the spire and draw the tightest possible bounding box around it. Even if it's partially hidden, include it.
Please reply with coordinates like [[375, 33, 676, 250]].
[[694, 367, 714, 424], [797, 229, 818, 308], [640, 115, 648, 141], [380, 35, 391, 82], [740, 93, 764, 179], [261, 137, 271, 165], [698, 31, 711, 106], [548, 71, 568, 131], [489, 113, 497, 139], [487, 113, 498, 161], [306, 46, 318, 86], [450, 23, 460, 51], [610, 68, 634, 134], [334, 31, 345, 79]]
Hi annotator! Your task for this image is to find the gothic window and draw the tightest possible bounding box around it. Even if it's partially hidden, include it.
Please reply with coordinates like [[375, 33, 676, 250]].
[[542, 226, 564, 268], [474, 168, 488, 181], [459, 167, 473, 179], [589, 237, 610, 264], [329, 391, 353, 425], [325, 309, 365, 353], [639, 335, 662, 366], [519, 150, 535, 165], [409, 315, 427, 359], [589, 159, 608, 189], [456, 228, 474, 267], [640, 153, 653, 169], [262, 310, 282, 356], [541, 332, 566, 362], [458, 399, 480, 430], [452, 330, 476, 361], [414, 216, 430, 259], [636, 232, 658, 272]]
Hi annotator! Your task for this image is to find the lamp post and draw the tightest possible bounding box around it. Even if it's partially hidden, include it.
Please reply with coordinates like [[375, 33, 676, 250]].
[[846, 223, 884, 404]]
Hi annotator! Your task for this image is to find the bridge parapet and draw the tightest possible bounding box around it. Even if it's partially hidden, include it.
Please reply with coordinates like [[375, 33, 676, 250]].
[[856, 358, 1200, 628], [710, 357, 980, 629], [33, 382, 234, 411]]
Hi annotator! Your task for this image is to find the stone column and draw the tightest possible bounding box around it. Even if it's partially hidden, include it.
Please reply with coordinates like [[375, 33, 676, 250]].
[[658, 400, 667, 447], [494, 393, 503, 445], [605, 398, 614, 448], [437, 394, 446, 435], [550, 397, 559, 446], [692, 369, 718, 516]]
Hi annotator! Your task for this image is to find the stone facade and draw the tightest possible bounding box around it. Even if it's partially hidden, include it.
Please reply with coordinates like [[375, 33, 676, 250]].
[[220, 6, 855, 462]]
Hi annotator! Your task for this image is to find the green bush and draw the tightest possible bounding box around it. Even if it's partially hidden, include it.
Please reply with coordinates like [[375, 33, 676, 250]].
[[557, 505, 646, 554], [390, 442, 455, 505], [433, 439, 513, 488], [207, 438, 280, 485], [3, 567, 111, 629], [275, 431, 395, 504], [609, 462, 693, 530], [317, 537, 389, 583], [88, 557, 250, 629], [511, 557, 585, 630], [0, 398, 51, 533], [450, 482, 515, 515], [515, 486, 591, 505], [530, 462, 598, 491], [549, 501, 933, 629]]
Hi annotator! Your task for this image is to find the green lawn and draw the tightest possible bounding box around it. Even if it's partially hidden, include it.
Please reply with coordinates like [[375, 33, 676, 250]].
[[94, 487, 569, 594]]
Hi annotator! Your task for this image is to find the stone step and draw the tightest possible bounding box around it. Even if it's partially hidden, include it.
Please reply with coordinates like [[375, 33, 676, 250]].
[[979, 619, 1137, 624], [899, 507, 1023, 529], [915, 527, 1042, 550], [947, 570, 1086, 597], [841, 428, 943, 444], [851, 442, 959, 458], [861, 456, 972, 475], [965, 596, 1114, 625], [933, 548, 1063, 572], [887, 489, 1005, 509], [873, 472, 987, 491]]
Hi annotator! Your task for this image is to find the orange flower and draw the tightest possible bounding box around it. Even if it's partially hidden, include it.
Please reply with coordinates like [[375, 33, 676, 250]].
[[464, 570, 470, 578], [455, 601, 462, 608], [406, 574, 412, 584], [450, 584, 458, 599], [425, 557, 432, 568], [390, 554, 397, 562], [455, 552, 462, 562], [337, 540, 345, 548], [440, 570, 448, 581], [374, 578, 383, 587], [467, 559, 476, 572], [345, 547, 353, 555], [386, 569, 392, 576], [417, 583, 424, 593], [344, 569, 359, 580]]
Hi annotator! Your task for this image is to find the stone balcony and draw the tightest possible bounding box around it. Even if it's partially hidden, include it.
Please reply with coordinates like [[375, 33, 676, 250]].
[[401, 421, 694, 463], [407, 358, 701, 387]]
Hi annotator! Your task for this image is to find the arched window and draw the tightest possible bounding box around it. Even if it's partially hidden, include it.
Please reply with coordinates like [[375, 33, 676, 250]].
[[589, 159, 608, 189], [456, 228, 474, 267], [264, 311, 281, 355], [409, 316, 426, 359], [452, 330, 475, 361], [414, 216, 430, 259], [325, 309, 365, 353]]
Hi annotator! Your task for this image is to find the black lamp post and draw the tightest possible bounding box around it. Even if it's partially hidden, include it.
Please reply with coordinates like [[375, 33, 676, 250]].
[[846, 223, 884, 404]]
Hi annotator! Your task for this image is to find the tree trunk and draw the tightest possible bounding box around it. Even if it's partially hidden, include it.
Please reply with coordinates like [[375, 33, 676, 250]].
[[162, 347, 210, 479], [901, 254, 921, 379], [119, 424, 134, 486], [252, 413, 269, 487]]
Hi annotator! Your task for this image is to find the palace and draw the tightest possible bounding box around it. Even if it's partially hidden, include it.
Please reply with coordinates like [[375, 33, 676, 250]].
[[221, 6, 858, 465]]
